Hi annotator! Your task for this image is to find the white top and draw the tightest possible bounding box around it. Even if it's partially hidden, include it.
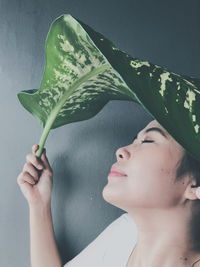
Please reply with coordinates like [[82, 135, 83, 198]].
[[63, 212, 138, 267]]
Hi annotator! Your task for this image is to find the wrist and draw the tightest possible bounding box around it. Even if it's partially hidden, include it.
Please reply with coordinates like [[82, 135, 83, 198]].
[[28, 202, 51, 212]]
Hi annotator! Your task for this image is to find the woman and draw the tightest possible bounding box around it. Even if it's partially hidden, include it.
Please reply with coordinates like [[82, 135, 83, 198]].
[[17, 119, 200, 267]]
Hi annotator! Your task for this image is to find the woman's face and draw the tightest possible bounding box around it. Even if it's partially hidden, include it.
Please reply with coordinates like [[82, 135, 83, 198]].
[[102, 119, 188, 212]]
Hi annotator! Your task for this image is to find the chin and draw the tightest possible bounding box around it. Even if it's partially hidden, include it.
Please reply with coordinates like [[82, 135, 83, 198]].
[[102, 186, 117, 205], [102, 186, 128, 211]]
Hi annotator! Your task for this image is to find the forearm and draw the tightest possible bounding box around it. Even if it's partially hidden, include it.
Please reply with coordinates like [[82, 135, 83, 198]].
[[29, 203, 62, 267]]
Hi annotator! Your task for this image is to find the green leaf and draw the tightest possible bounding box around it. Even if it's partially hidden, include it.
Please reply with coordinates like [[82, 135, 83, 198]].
[[17, 14, 138, 158], [17, 14, 200, 161]]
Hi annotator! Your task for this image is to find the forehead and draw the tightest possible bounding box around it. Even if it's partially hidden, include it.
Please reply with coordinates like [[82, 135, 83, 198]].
[[145, 120, 167, 132]]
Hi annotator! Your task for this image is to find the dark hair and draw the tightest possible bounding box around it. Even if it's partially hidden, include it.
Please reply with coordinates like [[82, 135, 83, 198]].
[[175, 150, 200, 252], [176, 151, 200, 186]]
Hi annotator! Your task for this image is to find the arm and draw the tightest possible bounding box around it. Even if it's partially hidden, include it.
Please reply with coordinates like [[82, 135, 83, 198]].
[[17, 144, 62, 267], [29, 203, 62, 267]]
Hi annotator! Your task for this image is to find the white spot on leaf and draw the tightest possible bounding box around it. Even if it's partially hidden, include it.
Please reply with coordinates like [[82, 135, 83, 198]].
[[194, 124, 200, 134], [192, 114, 196, 122], [60, 39, 74, 53], [130, 60, 150, 69], [112, 47, 119, 50], [183, 89, 196, 112], [159, 72, 173, 97]]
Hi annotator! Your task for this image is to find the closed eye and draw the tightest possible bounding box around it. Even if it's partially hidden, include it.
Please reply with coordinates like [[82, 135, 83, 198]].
[[141, 140, 154, 143], [132, 136, 154, 144]]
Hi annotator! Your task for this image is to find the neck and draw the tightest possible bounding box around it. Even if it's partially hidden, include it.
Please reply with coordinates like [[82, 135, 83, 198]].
[[127, 203, 200, 267]]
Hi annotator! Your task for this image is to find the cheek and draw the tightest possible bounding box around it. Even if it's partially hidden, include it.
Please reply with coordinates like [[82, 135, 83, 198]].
[[131, 149, 175, 178], [102, 153, 180, 210], [125, 157, 178, 206]]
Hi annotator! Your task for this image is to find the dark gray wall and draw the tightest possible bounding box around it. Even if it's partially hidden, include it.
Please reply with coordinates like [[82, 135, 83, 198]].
[[0, 0, 199, 266]]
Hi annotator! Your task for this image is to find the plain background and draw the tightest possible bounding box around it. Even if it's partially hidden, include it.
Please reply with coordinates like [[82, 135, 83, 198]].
[[0, 0, 199, 266]]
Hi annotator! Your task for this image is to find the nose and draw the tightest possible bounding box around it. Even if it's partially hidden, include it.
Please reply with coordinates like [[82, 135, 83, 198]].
[[115, 146, 130, 160]]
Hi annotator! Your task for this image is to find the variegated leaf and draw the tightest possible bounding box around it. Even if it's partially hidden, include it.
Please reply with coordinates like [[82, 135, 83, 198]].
[[17, 14, 200, 161]]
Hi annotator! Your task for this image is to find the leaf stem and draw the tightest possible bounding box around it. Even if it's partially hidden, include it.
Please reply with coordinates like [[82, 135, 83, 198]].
[[35, 110, 57, 158]]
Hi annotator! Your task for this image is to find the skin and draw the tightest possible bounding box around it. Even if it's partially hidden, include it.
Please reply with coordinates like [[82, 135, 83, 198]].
[[17, 145, 53, 206], [17, 147, 62, 266], [102, 119, 200, 267]]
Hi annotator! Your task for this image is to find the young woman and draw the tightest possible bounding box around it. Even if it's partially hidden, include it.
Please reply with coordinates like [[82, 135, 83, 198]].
[[17, 119, 200, 267]]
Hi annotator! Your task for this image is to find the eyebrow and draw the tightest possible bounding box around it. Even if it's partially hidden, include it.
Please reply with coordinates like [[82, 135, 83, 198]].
[[144, 127, 168, 139]]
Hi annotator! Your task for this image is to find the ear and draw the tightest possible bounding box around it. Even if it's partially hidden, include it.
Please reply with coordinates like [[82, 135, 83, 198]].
[[184, 179, 200, 200]]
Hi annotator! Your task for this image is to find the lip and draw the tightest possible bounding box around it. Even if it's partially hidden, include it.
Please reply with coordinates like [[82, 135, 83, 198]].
[[108, 166, 127, 177]]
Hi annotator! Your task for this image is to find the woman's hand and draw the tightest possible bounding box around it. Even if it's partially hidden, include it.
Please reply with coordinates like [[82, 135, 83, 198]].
[[17, 144, 53, 207]]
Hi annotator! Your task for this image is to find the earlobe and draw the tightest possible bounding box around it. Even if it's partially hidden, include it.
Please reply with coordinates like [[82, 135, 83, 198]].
[[194, 187, 200, 199], [188, 186, 200, 200], [184, 181, 200, 200]]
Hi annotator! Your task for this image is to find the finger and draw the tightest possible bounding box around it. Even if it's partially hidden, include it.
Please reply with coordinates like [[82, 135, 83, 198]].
[[17, 171, 36, 185], [26, 153, 44, 170], [31, 144, 43, 163], [22, 162, 39, 181], [32, 144, 39, 155], [40, 148, 53, 172]]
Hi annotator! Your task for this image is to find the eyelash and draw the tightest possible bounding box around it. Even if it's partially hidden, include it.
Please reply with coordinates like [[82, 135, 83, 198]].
[[133, 136, 154, 144], [141, 140, 154, 143]]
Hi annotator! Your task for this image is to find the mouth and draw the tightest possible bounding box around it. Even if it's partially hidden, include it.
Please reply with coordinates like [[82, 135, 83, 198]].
[[108, 167, 127, 177]]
